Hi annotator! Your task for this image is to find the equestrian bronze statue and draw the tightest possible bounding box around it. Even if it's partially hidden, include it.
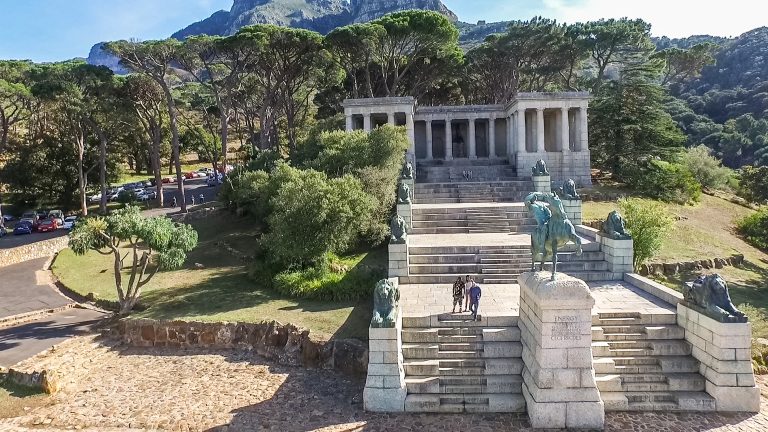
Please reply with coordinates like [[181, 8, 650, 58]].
[[524, 192, 583, 280]]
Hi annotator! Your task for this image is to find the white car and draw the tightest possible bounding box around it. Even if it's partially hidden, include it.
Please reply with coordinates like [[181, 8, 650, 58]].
[[62, 216, 77, 230], [89, 193, 102, 203]]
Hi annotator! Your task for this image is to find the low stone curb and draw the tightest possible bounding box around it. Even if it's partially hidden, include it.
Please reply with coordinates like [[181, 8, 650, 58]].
[[112, 318, 369, 376], [0, 304, 78, 331]]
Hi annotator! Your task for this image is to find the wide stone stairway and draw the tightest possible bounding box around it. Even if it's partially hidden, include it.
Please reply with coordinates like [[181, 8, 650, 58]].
[[592, 311, 715, 411], [401, 313, 525, 413]]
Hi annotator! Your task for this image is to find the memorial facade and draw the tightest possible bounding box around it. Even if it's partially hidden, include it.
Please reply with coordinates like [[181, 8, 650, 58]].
[[342, 93, 592, 185]]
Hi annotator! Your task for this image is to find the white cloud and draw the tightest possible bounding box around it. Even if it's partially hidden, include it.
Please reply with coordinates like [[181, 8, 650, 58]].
[[542, 0, 767, 37]]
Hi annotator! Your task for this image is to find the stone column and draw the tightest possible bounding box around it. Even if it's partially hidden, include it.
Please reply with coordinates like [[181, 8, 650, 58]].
[[536, 108, 545, 153], [561, 199, 582, 225], [488, 115, 496, 159], [468, 117, 477, 159], [507, 114, 515, 157], [345, 114, 354, 131], [363, 114, 372, 132], [560, 107, 570, 153], [677, 304, 760, 412], [388, 238, 409, 278], [579, 106, 588, 152], [388, 112, 395, 126], [595, 232, 634, 278], [518, 272, 604, 430], [444, 119, 452, 161], [425, 119, 434, 161], [406, 113, 415, 158], [516, 109, 526, 153]]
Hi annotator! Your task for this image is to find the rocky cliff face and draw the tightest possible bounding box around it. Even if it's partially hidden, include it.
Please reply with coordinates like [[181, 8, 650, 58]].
[[88, 0, 461, 72]]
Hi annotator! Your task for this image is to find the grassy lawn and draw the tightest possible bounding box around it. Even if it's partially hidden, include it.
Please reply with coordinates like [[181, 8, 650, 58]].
[[0, 381, 50, 419], [52, 213, 376, 340], [584, 194, 768, 338]]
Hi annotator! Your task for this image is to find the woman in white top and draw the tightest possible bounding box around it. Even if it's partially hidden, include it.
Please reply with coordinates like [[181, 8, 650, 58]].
[[463, 275, 474, 313]]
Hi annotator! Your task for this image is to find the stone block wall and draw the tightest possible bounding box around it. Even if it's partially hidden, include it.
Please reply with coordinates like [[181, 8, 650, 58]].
[[595, 232, 633, 277], [388, 240, 409, 278], [516, 152, 591, 186], [531, 174, 551, 194], [363, 301, 406, 412], [0, 236, 68, 268], [677, 304, 760, 412], [561, 199, 582, 225], [117, 319, 368, 376], [518, 272, 604, 429]]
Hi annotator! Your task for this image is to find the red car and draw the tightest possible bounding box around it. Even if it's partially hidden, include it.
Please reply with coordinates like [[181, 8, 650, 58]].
[[37, 218, 59, 233]]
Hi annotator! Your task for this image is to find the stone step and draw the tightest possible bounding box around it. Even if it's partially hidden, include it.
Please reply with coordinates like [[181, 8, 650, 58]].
[[592, 325, 685, 341], [404, 393, 526, 413], [592, 340, 692, 357], [595, 373, 706, 392], [592, 313, 677, 326], [401, 274, 525, 284], [410, 226, 535, 235], [408, 254, 478, 264], [410, 219, 535, 227], [402, 342, 523, 359], [410, 245, 529, 255], [602, 391, 716, 412], [416, 198, 530, 204], [593, 356, 700, 374], [405, 375, 523, 394], [402, 327, 521, 343], [403, 358, 524, 376]]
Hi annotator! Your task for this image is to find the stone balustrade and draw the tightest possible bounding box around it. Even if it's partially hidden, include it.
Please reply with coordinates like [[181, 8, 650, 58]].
[[388, 239, 409, 278]]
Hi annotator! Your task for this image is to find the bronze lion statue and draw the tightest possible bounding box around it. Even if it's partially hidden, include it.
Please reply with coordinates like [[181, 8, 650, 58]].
[[603, 210, 631, 240], [400, 161, 414, 180], [531, 159, 549, 176], [561, 179, 579, 200], [371, 279, 400, 328], [397, 182, 411, 204], [684, 274, 746, 322], [390, 214, 407, 243]]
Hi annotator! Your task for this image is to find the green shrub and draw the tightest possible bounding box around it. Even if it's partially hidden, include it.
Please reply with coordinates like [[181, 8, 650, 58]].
[[738, 165, 768, 204], [264, 169, 375, 267], [117, 189, 137, 205], [736, 208, 768, 250], [219, 168, 270, 221], [629, 159, 701, 204], [681, 145, 733, 190], [272, 253, 384, 301], [619, 198, 675, 269]]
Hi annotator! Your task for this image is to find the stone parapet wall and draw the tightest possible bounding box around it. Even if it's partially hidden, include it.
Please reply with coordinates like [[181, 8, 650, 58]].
[[0, 236, 68, 268], [388, 239, 408, 278], [518, 272, 604, 429], [677, 303, 760, 412], [116, 319, 368, 376], [561, 199, 582, 225]]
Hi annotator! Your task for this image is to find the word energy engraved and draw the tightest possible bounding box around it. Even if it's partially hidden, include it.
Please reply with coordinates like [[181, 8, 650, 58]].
[[551, 315, 581, 341]]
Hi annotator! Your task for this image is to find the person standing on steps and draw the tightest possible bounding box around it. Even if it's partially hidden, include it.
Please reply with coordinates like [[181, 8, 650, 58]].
[[469, 282, 482, 321], [463, 275, 474, 313], [452, 276, 464, 313]]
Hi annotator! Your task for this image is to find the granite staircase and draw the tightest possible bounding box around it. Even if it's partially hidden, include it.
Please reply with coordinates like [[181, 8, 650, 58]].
[[402, 313, 526, 413], [592, 311, 716, 411], [411, 205, 536, 234]]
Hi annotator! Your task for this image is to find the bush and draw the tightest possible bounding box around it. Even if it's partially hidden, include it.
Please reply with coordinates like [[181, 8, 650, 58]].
[[264, 169, 375, 267], [619, 198, 675, 269], [738, 165, 768, 204], [736, 208, 768, 250], [117, 189, 138, 205], [629, 159, 701, 204], [272, 253, 383, 301], [219, 168, 270, 220], [681, 145, 733, 190]]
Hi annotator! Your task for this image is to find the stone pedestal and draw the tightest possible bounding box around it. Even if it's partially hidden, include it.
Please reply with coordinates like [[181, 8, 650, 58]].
[[677, 303, 760, 412], [595, 233, 633, 278], [364, 302, 407, 412], [518, 271, 604, 429], [561, 199, 582, 225], [532, 174, 551, 194], [396, 203, 413, 234], [388, 239, 409, 278]]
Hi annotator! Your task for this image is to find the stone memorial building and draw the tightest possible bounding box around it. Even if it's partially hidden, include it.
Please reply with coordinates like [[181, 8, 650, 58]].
[[342, 93, 592, 185]]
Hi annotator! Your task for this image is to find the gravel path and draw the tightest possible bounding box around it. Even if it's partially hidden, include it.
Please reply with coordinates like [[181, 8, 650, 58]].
[[2, 336, 767, 431]]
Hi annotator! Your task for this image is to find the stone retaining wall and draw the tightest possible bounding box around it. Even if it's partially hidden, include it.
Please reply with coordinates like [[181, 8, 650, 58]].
[[0, 236, 68, 268], [640, 255, 745, 276], [115, 319, 368, 376]]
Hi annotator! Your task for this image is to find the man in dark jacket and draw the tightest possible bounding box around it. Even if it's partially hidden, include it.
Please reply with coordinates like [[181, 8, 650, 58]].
[[469, 283, 482, 321]]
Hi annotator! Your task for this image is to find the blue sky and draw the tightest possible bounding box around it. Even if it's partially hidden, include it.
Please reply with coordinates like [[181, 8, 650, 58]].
[[1, 0, 765, 62]]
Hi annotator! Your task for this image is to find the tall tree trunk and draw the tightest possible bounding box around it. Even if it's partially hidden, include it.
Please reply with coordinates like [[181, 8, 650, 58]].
[[94, 123, 108, 215], [220, 111, 228, 168], [161, 84, 186, 212], [76, 129, 88, 216], [151, 121, 164, 207]]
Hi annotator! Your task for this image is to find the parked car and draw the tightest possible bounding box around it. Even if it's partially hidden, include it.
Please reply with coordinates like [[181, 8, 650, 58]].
[[161, 177, 175, 184], [36, 209, 49, 220], [197, 167, 214, 175], [62, 216, 78, 230], [137, 190, 157, 201], [14, 221, 33, 235], [2, 214, 14, 223], [20, 211, 39, 228], [37, 218, 59, 233], [48, 210, 64, 224], [89, 193, 103, 203], [0, 225, 7, 237]]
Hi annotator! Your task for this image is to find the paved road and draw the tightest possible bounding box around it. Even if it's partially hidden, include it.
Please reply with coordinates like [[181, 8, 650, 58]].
[[0, 308, 106, 367], [0, 257, 73, 320], [0, 229, 66, 250]]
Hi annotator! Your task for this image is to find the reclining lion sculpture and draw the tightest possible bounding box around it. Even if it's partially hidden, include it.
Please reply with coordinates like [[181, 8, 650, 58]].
[[603, 210, 632, 240], [371, 279, 400, 328], [684, 274, 747, 322]]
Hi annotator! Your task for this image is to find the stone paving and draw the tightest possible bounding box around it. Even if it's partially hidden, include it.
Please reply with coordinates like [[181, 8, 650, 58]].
[[1, 336, 767, 431], [400, 280, 678, 319]]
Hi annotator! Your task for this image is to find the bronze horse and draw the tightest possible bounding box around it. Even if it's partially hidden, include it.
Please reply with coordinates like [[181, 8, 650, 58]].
[[525, 192, 583, 280]]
